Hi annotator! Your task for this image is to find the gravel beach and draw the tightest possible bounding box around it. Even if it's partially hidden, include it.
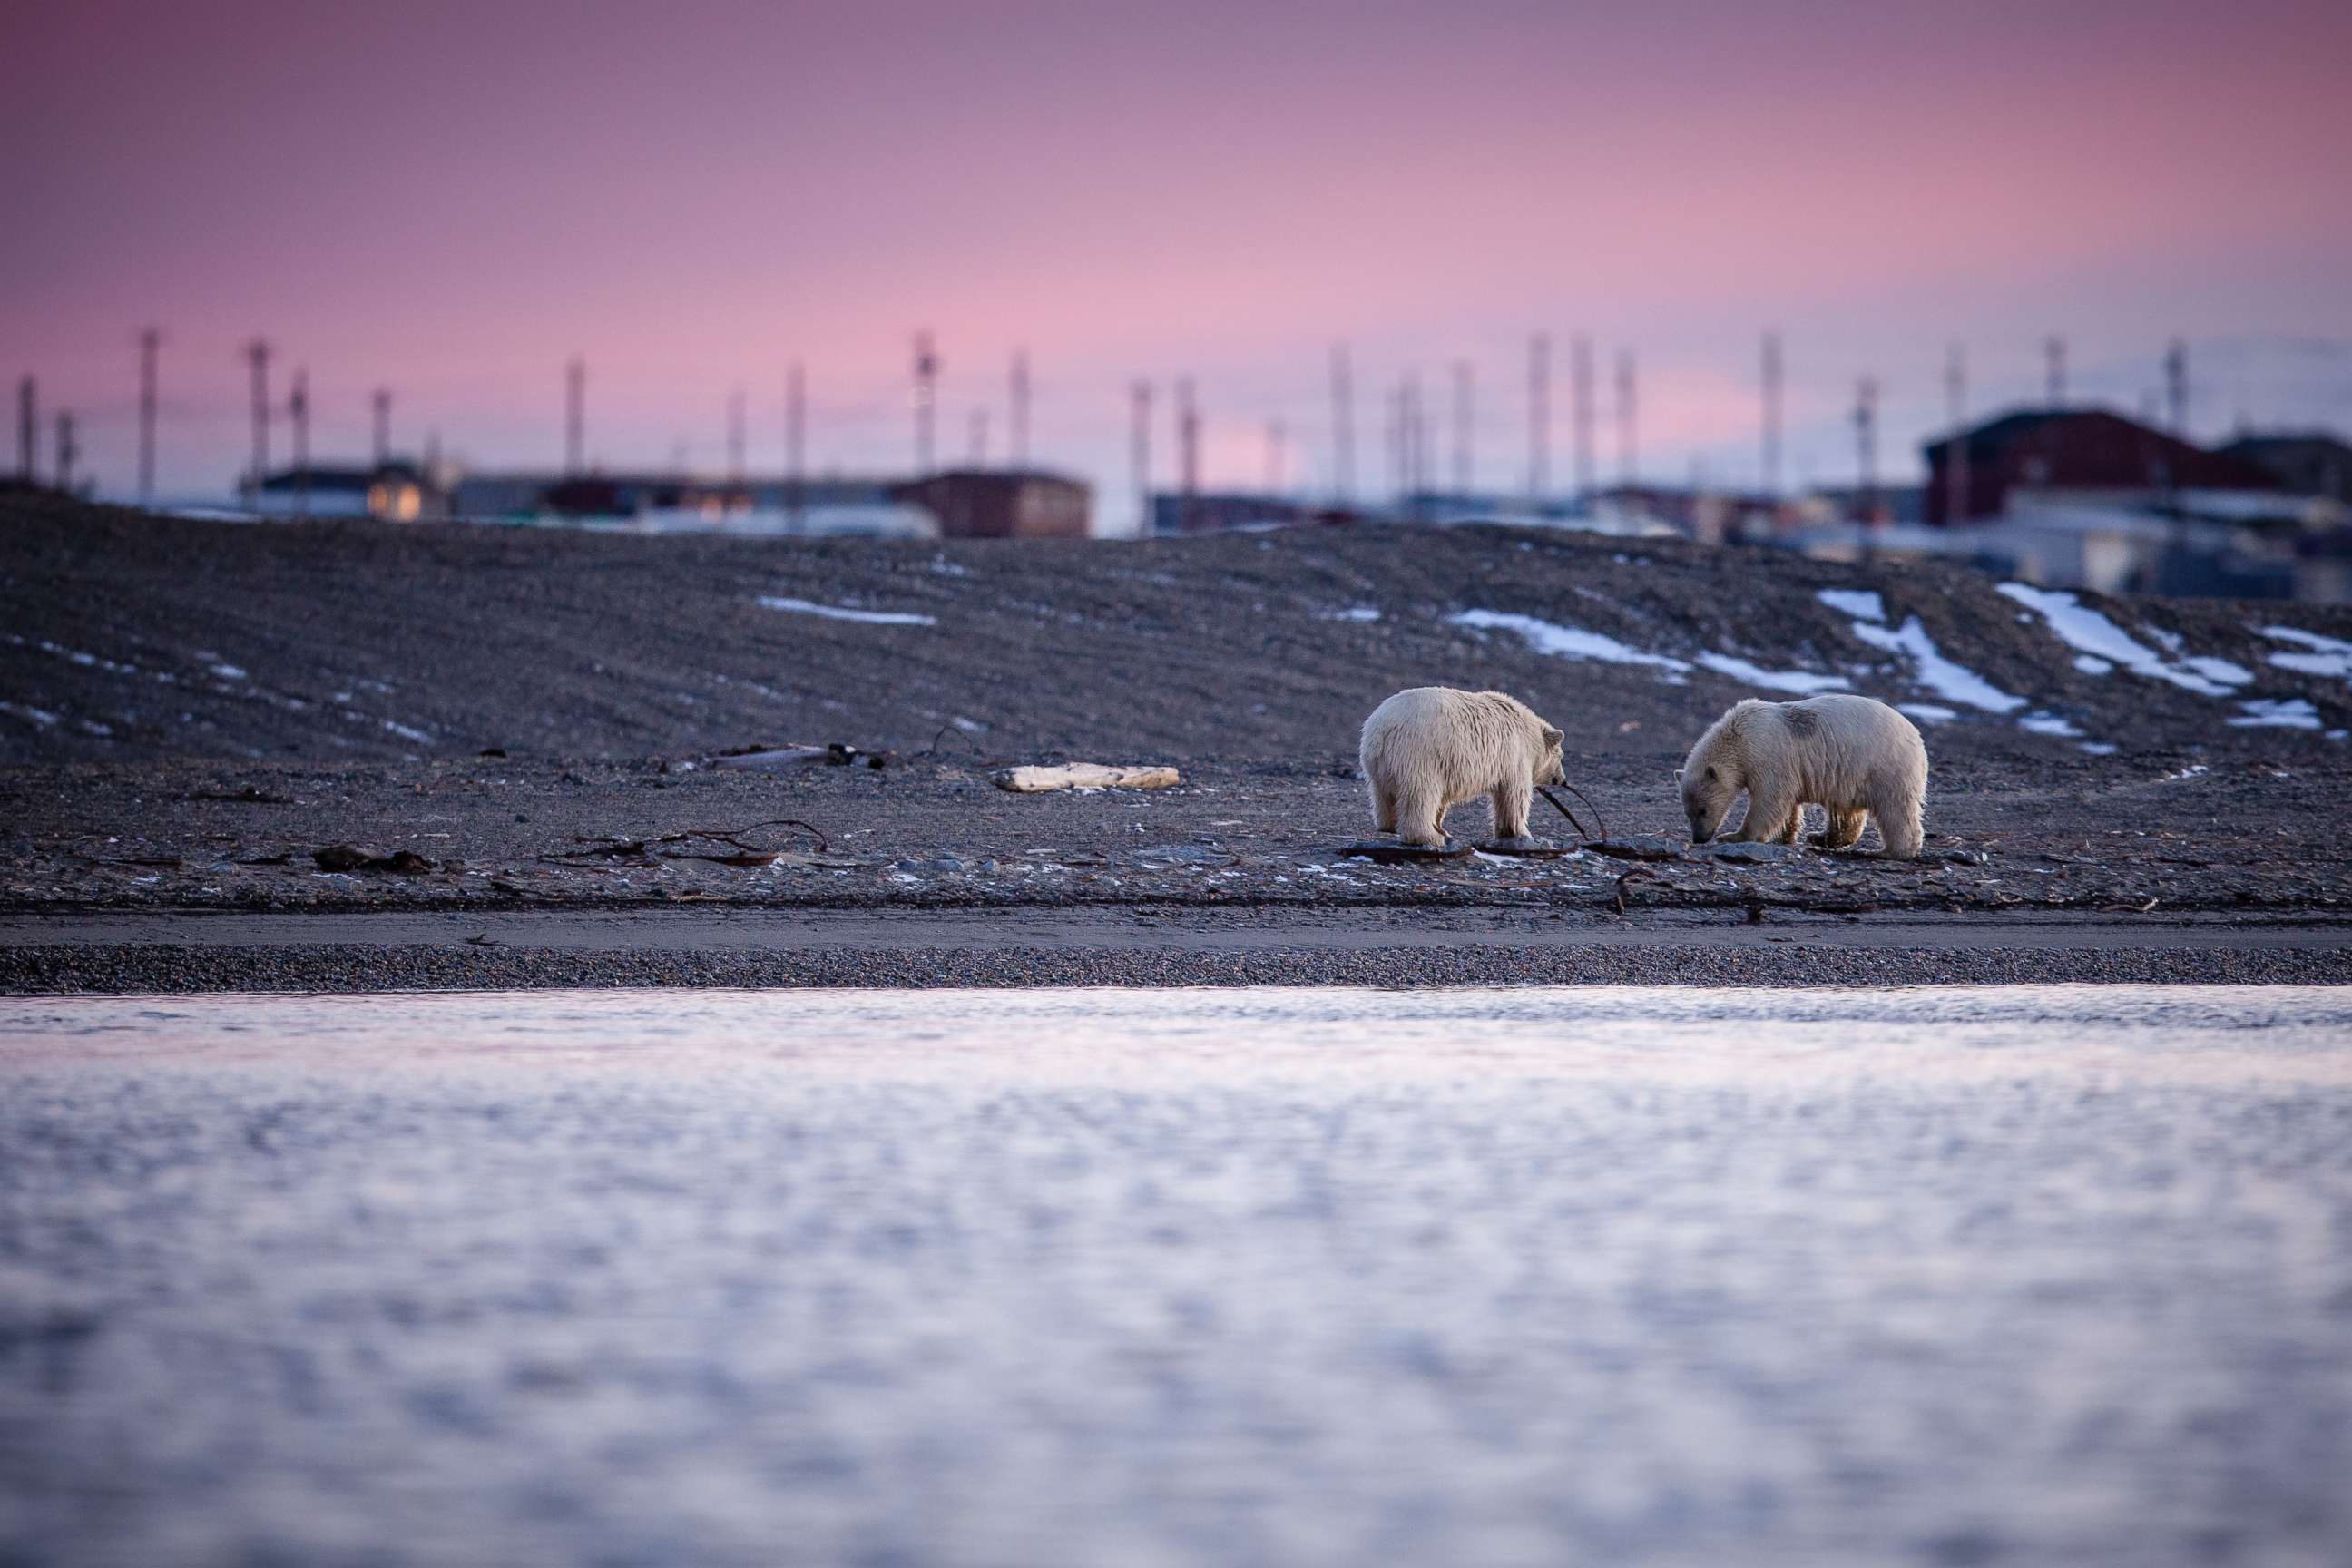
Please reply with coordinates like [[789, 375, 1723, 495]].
[[5, 495, 2347, 989]]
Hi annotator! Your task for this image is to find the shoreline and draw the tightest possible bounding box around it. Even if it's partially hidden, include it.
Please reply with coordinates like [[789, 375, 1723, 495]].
[[7, 906, 2347, 993]]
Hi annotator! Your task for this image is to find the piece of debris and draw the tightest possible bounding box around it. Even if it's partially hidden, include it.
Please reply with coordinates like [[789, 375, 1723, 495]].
[[311, 845, 436, 874], [994, 763, 1181, 793], [1702, 841, 1807, 864], [1338, 841, 1475, 864], [544, 818, 829, 867], [184, 785, 295, 805], [1584, 836, 1686, 862], [1475, 838, 1578, 858]]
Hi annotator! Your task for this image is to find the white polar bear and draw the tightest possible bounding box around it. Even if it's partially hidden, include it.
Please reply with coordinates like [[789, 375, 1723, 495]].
[[1679, 694, 1927, 859], [1360, 686, 1566, 847]]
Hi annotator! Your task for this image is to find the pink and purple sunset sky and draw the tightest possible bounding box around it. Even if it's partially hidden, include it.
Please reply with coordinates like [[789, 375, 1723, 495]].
[[4, 0, 2347, 527]]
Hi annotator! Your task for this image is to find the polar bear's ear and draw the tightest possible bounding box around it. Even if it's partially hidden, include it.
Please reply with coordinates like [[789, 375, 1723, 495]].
[[1540, 725, 1563, 748]]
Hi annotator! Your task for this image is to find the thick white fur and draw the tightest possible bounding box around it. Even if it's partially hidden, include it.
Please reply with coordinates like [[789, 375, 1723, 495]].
[[1678, 694, 1927, 859], [1360, 687, 1566, 847]]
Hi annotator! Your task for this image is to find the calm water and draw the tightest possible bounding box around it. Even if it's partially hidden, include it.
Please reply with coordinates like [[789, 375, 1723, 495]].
[[3, 986, 2350, 1568]]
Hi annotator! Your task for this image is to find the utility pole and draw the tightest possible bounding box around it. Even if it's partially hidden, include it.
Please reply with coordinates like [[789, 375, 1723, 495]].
[[1403, 370, 1425, 511], [1570, 335, 1595, 500], [1760, 331, 1783, 496], [1615, 349, 1637, 486], [1266, 418, 1286, 495], [2163, 338, 2188, 435], [564, 357, 585, 475], [1009, 349, 1030, 467], [2044, 335, 2066, 407], [1853, 376, 1879, 523], [371, 387, 392, 466], [15, 377, 32, 485], [727, 387, 748, 488], [968, 407, 989, 466], [1944, 344, 1969, 526], [913, 331, 939, 474], [786, 361, 806, 533], [1176, 377, 1200, 534], [1329, 344, 1354, 504], [1453, 360, 1475, 496], [137, 328, 161, 504], [289, 369, 310, 520], [1526, 334, 1550, 504], [245, 338, 271, 484], [1130, 380, 1152, 534], [54, 411, 77, 493]]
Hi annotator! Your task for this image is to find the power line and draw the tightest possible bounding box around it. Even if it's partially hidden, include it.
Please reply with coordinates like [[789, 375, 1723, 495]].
[[138, 328, 161, 503], [244, 339, 271, 483], [1760, 331, 1783, 497], [1329, 344, 1353, 504], [1526, 333, 1550, 502], [1130, 379, 1152, 534], [1571, 336, 1595, 499]]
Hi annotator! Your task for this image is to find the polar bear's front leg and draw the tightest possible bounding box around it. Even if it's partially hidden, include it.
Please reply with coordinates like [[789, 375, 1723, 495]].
[[1737, 784, 1797, 844], [1491, 780, 1532, 840]]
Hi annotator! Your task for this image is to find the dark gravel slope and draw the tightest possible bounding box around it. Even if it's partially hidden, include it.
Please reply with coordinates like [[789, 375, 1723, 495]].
[[6, 494, 2347, 767]]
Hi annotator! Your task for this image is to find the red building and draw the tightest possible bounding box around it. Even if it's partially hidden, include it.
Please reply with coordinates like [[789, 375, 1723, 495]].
[[891, 469, 1092, 539], [1922, 408, 2278, 526]]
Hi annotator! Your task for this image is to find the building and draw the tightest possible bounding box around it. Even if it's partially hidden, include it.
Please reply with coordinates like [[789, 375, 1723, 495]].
[[238, 460, 448, 521], [1149, 492, 1343, 534], [2219, 433, 2352, 505], [890, 469, 1092, 539], [1920, 407, 2277, 526]]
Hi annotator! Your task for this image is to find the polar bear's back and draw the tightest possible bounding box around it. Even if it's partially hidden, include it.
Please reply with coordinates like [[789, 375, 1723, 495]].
[[1755, 693, 1926, 799]]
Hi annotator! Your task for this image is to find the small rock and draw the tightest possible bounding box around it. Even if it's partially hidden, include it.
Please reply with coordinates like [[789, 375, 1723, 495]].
[[1703, 841, 1807, 863], [1585, 836, 1686, 862]]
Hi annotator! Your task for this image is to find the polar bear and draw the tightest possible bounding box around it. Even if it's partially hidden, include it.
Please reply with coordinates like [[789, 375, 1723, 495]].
[[1360, 687, 1567, 847], [1678, 694, 1926, 859]]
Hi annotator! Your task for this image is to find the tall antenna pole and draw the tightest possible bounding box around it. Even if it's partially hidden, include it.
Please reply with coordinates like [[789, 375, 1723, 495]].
[[371, 387, 392, 466], [1760, 331, 1783, 496], [2163, 338, 2188, 435], [1944, 344, 1968, 526], [912, 331, 938, 473], [289, 369, 310, 520], [1130, 380, 1152, 534], [1453, 359, 1475, 495], [1615, 348, 1637, 485], [1403, 370, 1425, 511], [137, 328, 161, 504], [15, 377, 33, 484], [1266, 418, 1286, 495], [2044, 335, 2066, 407], [786, 362, 806, 533], [54, 411, 77, 492], [1854, 376, 1879, 522], [564, 357, 585, 475], [1009, 349, 1030, 467], [1329, 344, 1354, 504], [1526, 335, 1550, 503], [727, 387, 748, 485], [244, 338, 271, 484], [1570, 336, 1595, 499], [1176, 377, 1200, 534], [968, 407, 989, 466]]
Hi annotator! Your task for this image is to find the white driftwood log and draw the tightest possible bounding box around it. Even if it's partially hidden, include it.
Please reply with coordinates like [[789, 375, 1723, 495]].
[[993, 763, 1181, 793]]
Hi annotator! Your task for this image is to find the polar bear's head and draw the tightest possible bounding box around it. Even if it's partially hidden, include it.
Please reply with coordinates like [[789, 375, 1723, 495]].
[[1677, 761, 1737, 844], [1534, 723, 1565, 785]]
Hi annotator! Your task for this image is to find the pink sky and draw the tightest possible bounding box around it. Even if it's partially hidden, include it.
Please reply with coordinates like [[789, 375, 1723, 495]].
[[4, 0, 2347, 527]]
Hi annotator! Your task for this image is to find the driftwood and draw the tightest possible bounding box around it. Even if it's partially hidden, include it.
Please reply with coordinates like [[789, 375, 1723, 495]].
[[544, 818, 829, 867], [994, 763, 1181, 793]]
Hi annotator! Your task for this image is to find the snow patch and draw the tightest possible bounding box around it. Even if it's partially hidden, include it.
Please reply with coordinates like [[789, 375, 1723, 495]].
[[1691, 652, 1849, 695], [2080, 742, 2119, 756], [759, 595, 937, 627], [2073, 655, 2113, 675], [1995, 583, 2245, 696], [210, 663, 247, 681], [1, 701, 60, 729], [1450, 611, 1691, 677], [2258, 625, 2352, 679], [1898, 704, 1958, 725], [1815, 588, 1886, 622], [1328, 606, 1382, 622], [2228, 698, 2321, 730], [1847, 616, 2024, 713], [382, 719, 433, 742], [2018, 711, 2083, 738]]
